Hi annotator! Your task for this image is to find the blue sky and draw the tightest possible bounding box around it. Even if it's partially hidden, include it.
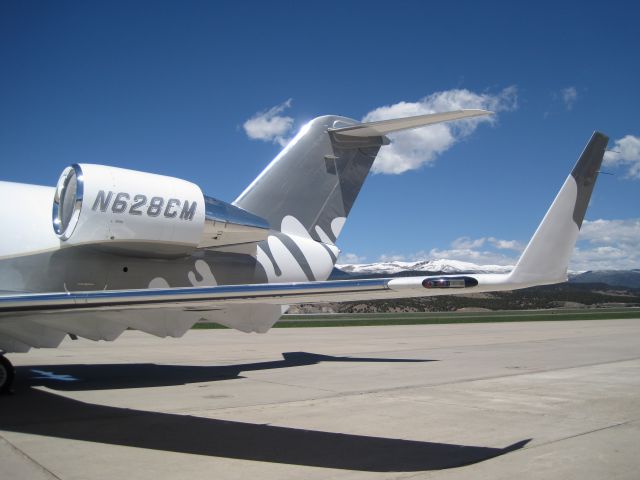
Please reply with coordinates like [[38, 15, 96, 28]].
[[1, 0, 638, 270]]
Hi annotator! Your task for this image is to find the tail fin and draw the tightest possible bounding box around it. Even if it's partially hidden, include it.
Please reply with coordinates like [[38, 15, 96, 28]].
[[509, 132, 609, 286], [234, 110, 490, 244]]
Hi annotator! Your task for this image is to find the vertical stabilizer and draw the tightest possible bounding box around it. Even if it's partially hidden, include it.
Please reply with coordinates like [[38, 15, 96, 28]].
[[234, 110, 491, 245], [234, 115, 383, 245]]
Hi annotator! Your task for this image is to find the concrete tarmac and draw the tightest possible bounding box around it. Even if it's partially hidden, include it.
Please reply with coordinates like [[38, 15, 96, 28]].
[[1, 319, 639, 479]]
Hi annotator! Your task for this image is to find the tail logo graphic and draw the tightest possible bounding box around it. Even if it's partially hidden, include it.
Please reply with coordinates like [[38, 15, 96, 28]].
[[256, 215, 339, 283]]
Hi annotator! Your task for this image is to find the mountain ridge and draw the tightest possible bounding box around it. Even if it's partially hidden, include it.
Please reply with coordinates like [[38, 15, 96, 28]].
[[333, 261, 640, 289], [336, 259, 512, 275]]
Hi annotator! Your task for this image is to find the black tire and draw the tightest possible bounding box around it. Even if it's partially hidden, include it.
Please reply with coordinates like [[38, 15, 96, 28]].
[[0, 355, 14, 394]]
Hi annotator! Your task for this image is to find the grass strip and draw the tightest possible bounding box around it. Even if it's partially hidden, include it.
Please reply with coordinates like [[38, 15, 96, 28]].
[[192, 310, 640, 329]]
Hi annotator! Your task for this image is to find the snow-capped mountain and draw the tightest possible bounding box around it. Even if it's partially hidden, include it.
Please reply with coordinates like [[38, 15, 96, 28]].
[[570, 269, 640, 288], [335, 259, 514, 276], [335, 261, 640, 288]]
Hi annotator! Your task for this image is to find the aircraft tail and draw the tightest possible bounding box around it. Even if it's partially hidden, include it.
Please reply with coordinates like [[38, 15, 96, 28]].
[[234, 110, 490, 245], [508, 132, 609, 286]]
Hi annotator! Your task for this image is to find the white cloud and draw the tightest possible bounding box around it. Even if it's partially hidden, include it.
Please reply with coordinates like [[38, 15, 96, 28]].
[[451, 236, 486, 250], [561, 86, 578, 110], [571, 218, 640, 270], [579, 218, 640, 245], [412, 222, 640, 271], [544, 86, 580, 118], [425, 247, 519, 266], [378, 253, 408, 262], [603, 134, 640, 179], [361, 219, 640, 272], [363, 87, 517, 174], [243, 88, 516, 172], [445, 236, 523, 256], [488, 237, 524, 251], [423, 236, 521, 266], [374, 235, 523, 267], [338, 252, 367, 264], [243, 99, 294, 147]]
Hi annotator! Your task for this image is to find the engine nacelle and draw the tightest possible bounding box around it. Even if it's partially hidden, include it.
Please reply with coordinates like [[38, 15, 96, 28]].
[[52, 164, 205, 256]]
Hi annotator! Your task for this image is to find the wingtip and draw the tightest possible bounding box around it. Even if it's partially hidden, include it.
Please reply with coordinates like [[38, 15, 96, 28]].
[[462, 109, 494, 116], [570, 132, 609, 229], [593, 131, 609, 142]]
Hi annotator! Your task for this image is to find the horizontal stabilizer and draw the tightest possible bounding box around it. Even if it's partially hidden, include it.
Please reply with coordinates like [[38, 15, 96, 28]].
[[328, 109, 492, 138]]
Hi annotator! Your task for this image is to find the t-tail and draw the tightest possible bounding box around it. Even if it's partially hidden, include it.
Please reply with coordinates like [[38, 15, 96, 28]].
[[234, 110, 491, 245]]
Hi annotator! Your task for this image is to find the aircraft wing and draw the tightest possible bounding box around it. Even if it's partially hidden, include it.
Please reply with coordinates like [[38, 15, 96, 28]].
[[0, 274, 494, 314], [0, 131, 608, 354], [0, 274, 505, 352]]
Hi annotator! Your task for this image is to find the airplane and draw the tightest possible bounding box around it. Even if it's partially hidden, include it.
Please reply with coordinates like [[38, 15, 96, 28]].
[[0, 109, 608, 394]]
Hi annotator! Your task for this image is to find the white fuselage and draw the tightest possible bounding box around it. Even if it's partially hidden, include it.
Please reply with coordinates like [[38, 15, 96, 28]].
[[1, 181, 59, 260], [0, 180, 338, 295]]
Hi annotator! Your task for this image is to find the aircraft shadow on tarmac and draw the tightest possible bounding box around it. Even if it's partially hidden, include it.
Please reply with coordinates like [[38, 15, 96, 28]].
[[16, 351, 436, 391], [0, 385, 530, 472]]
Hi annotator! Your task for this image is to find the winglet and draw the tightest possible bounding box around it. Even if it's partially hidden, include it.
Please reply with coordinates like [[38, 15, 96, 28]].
[[328, 109, 492, 139], [570, 132, 609, 228], [509, 132, 609, 286]]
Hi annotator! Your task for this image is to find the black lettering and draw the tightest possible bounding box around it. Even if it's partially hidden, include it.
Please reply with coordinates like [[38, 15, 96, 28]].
[[112, 192, 130, 213], [147, 196, 164, 217], [91, 190, 113, 212], [129, 194, 147, 215], [164, 198, 180, 218], [179, 200, 197, 221]]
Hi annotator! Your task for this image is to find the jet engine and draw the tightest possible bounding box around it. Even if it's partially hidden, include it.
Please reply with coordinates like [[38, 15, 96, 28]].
[[52, 164, 270, 257], [52, 164, 205, 256]]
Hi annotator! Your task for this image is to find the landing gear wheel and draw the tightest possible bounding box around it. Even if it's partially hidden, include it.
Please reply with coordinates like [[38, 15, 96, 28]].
[[0, 355, 14, 394]]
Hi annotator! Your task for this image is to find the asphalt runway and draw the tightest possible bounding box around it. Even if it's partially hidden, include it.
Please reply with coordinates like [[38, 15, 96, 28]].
[[1, 319, 639, 479]]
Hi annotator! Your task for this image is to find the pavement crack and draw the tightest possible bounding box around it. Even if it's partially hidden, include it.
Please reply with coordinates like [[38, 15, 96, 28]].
[[340, 355, 640, 398], [0, 433, 62, 480], [519, 418, 640, 451]]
